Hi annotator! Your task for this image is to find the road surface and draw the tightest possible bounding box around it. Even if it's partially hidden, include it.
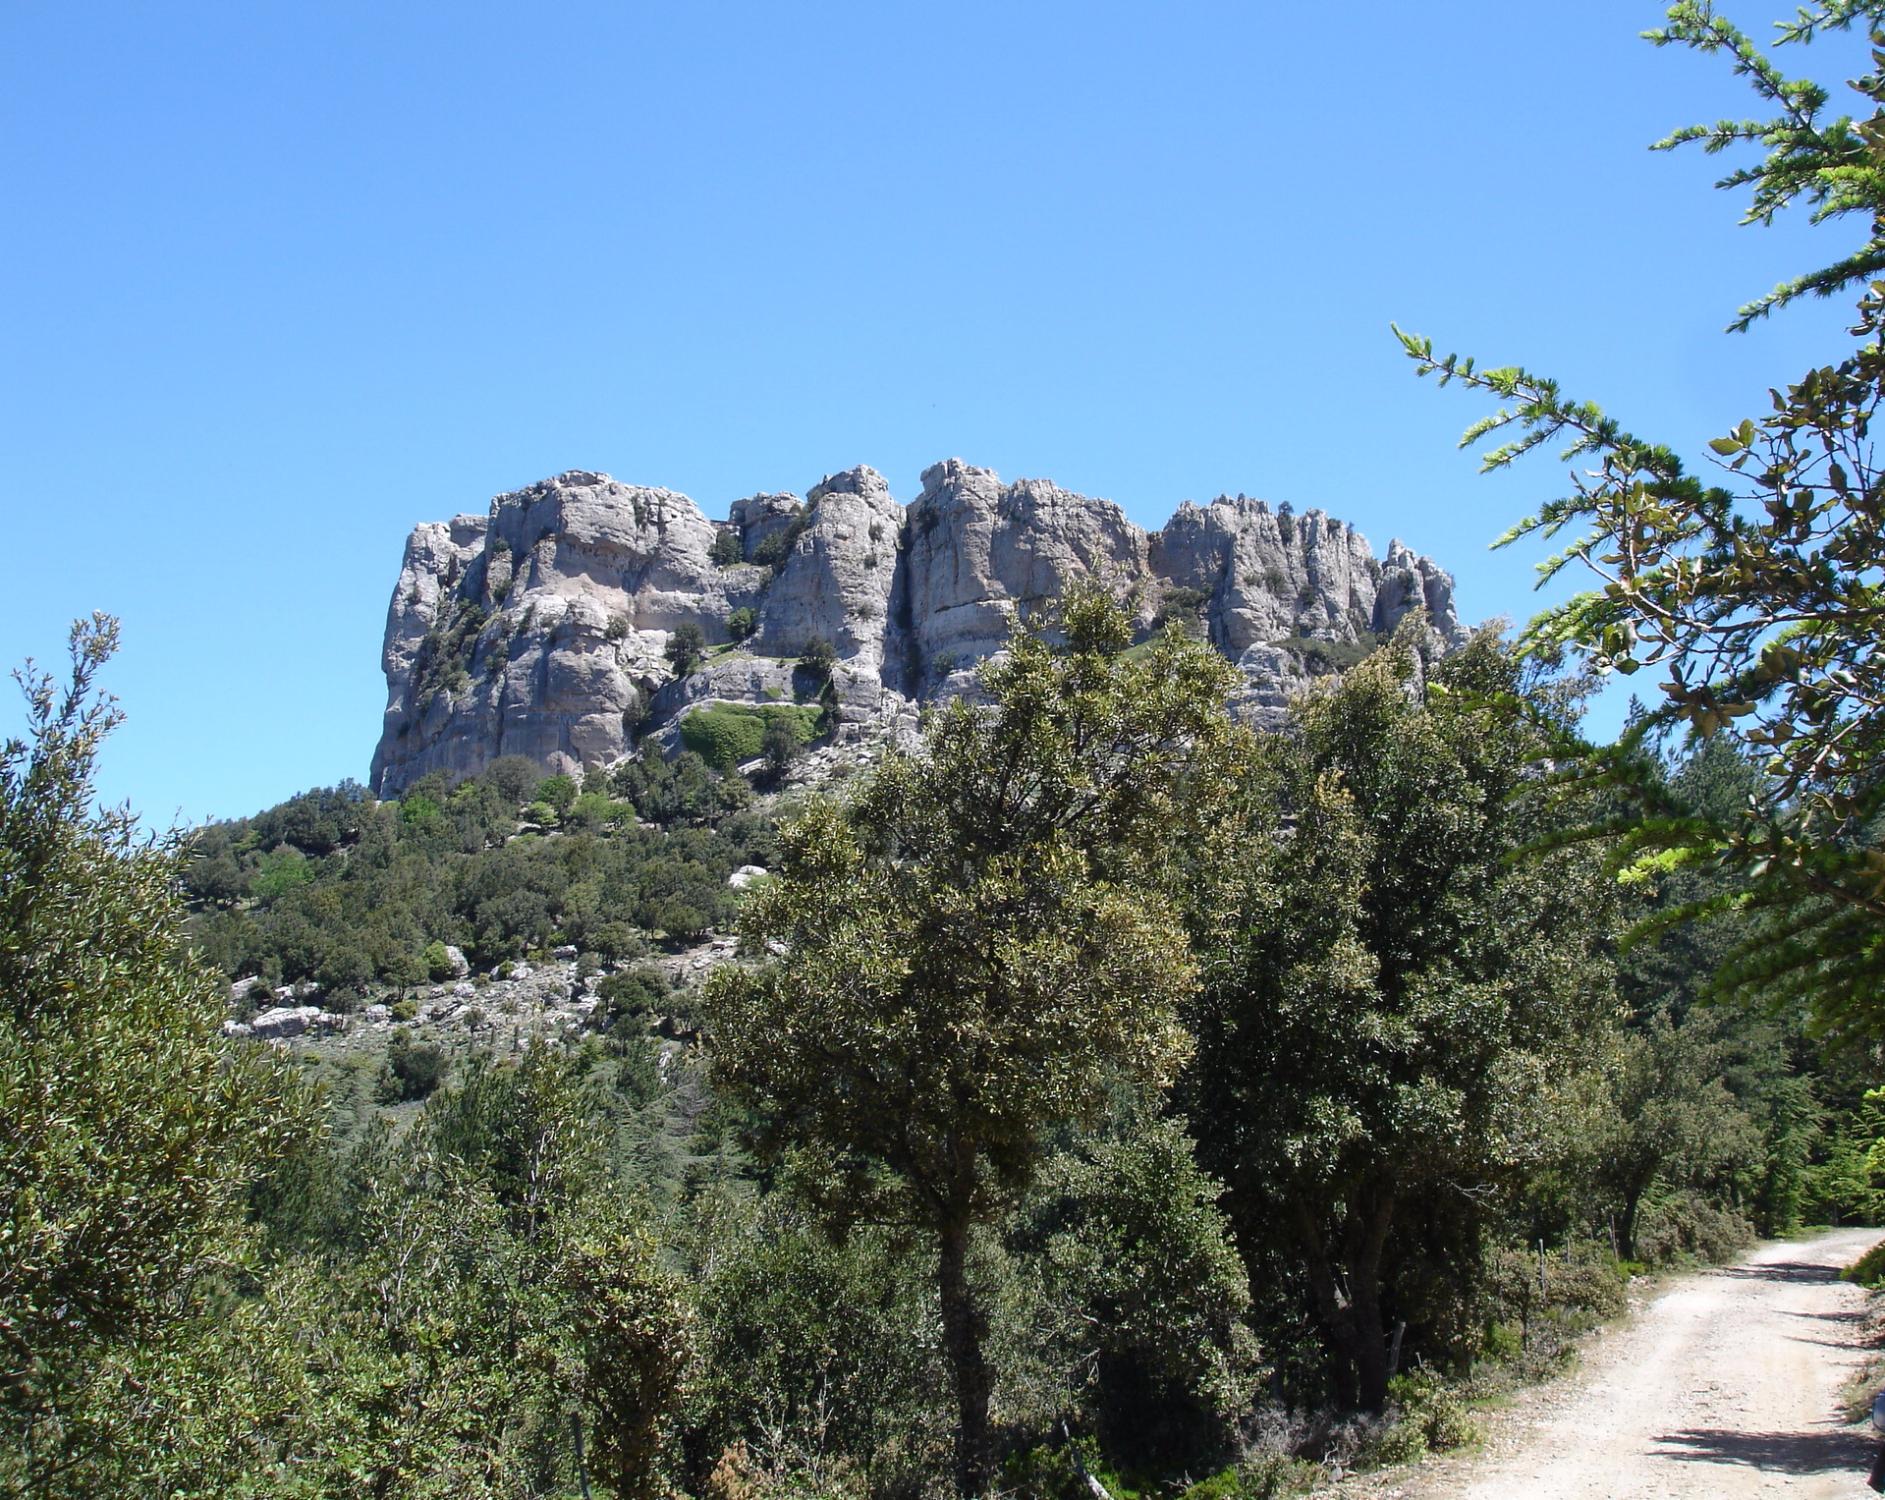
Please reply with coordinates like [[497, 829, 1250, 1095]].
[[1390, 1227, 1885, 1499]]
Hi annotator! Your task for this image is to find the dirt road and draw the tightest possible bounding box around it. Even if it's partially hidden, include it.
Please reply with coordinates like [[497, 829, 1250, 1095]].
[[1394, 1227, 1885, 1499]]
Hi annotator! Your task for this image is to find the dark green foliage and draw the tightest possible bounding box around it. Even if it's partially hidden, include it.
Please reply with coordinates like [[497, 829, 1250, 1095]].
[[710, 528, 744, 566], [686, 1204, 951, 1491], [598, 965, 669, 1027], [750, 507, 810, 571], [377, 1027, 447, 1102], [410, 596, 489, 707], [183, 757, 770, 988], [534, 772, 578, 816], [422, 938, 457, 981], [482, 754, 541, 803], [704, 587, 1239, 1493], [0, 618, 308, 1494], [1012, 1117, 1258, 1468], [796, 635, 837, 679], [761, 713, 801, 775], [1846, 1236, 1885, 1287], [726, 604, 757, 640], [1184, 629, 1621, 1410], [666, 622, 707, 678], [610, 750, 754, 827]]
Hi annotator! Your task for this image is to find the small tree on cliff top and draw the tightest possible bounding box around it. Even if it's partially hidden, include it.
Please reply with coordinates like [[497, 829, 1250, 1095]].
[[700, 588, 1237, 1494]]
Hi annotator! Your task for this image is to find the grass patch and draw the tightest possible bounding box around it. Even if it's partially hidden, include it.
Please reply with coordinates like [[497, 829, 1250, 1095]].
[[678, 702, 823, 770]]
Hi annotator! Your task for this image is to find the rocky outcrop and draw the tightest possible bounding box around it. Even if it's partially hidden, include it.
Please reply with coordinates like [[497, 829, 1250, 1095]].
[[371, 463, 1466, 795]]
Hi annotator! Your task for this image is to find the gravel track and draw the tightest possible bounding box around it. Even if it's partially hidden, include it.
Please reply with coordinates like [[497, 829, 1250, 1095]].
[[1352, 1227, 1885, 1499]]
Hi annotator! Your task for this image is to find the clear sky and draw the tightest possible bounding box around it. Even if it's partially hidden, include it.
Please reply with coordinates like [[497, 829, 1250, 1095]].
[[1, 1, 1869, 824]]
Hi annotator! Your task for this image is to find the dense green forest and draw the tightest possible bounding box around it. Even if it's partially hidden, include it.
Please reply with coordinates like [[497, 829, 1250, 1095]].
[[5, 593, 1881, 1499], [8, 4, 1885, 1496]]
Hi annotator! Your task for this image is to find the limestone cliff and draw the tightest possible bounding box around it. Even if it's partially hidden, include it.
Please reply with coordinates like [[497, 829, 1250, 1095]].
[[369, 463, 1466, 795]]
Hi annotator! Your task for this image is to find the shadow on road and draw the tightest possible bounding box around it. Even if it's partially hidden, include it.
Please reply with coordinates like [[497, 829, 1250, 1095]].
[[1656, 1426, 1875, 1475], [1707, 1259, 1841, 1285]]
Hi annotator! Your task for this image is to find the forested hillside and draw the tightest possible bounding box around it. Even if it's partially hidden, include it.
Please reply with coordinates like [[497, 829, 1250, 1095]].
[[7, 592, 1880, 1500]]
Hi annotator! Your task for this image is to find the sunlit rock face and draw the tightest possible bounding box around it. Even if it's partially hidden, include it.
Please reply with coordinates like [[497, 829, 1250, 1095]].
[[370, 463, 1466, 795]]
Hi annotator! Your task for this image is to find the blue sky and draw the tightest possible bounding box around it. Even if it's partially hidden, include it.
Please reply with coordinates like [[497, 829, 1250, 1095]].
[[1, 1, 1869, 823]]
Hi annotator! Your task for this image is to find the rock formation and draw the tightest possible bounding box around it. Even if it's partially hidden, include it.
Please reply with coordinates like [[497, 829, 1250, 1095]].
[[369, 463, 1466, 796]]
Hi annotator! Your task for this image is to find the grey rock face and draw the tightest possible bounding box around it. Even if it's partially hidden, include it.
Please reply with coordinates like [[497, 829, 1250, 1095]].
[[371, 463, 1466, 795]]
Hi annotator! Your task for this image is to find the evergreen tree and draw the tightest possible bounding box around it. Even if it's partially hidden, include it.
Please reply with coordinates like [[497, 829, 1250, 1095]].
[[1396, 0, 1885, 1039], [700, 590, 1236, 1493], [0, 617, 306, 1492], [1183, 629, 1619, 1410]]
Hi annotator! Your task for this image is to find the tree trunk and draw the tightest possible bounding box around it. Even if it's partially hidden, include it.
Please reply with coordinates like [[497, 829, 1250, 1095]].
[[937, 1215, 993, 1495], [1350, 1196, 1396, 1412], [1350, 1270, 1390, 1412], [1619, 1182, 1645, 1262]]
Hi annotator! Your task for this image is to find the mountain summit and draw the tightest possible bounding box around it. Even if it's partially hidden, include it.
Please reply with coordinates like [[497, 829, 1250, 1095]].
[[370, 462, 1464, 795]]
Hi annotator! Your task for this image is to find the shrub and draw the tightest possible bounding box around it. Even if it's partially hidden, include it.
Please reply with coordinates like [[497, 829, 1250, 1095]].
[[679, 704, 821, 772], [535, 774, 579, 816], [666, 623, 707, 678], [710, 529, 743, 566], [377, 1028, 446, 1103], [726, 607, 757, 642], [606, 613, 631, 641], [1363, 1418, 1427, 1467], [652, 899, 713, 943], [1268, 632, 1383, 677], [796, 638, 837, 680], [761, 716, 801, 776], [422, 939, 458, 982], [750, 532, 789, 569], [598, 966, 667, 1027], [1388, 1370, 1478, 1453], [251, 847, 314, 902], [588, 921, 648, 962], [1637, 1191, 1754, 1266], [1847, 1239, 1885, 1287], [483, 756, 541, 803]]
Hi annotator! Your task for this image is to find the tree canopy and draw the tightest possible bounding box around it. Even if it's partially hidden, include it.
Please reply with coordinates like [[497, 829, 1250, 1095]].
[[1395, 0, 1885, 1041], [701, 588, 1237, 1493]]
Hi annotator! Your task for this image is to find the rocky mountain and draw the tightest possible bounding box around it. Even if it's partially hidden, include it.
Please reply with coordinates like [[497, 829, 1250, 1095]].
[[369, 461, 1466, 796]]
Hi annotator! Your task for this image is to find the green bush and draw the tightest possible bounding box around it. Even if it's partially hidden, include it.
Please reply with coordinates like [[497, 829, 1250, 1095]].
[[1847, 1239, 1885, 1287], [726, 606, 757, 641], [1388, 1370, 1478, 1453], [796, 637, 837, 679], [679, 704, 821, 772], [423, 939, 458, 982], [1178, 1457, 1321, 1500], [598, 966, 668, 1028], [1363, 1418, 1427, 1467], [1637, 1191, 1754, 1267], [1268, 632, 1384, 677], [377, 1028, 446, 1103]]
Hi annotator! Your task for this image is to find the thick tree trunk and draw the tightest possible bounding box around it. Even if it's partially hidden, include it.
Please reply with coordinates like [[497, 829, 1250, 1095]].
[[937, 1215, 993, 1496], [1350, 1271, 1390, 1412], [1292, 1193, 1397, 1411]]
